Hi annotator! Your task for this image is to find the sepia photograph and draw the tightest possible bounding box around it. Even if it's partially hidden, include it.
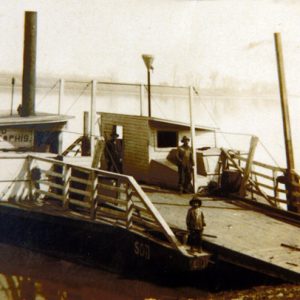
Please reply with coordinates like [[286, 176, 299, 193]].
[[0, 0, 299, 299]]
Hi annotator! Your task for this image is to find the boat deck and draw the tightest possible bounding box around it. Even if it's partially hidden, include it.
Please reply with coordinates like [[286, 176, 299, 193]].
[[143, 186, 300, 283]]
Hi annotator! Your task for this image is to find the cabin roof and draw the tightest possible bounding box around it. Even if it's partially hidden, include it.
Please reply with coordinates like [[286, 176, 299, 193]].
[[0, 112, 73, 127], [98, 112, 218, 131], [149, 116, 218, 131]]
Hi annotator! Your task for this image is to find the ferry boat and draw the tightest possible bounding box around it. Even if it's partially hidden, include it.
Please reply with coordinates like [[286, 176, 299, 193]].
[[0, 11, 299, 283]]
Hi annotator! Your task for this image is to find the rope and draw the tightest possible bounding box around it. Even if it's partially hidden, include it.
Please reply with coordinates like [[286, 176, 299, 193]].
[[61, 129, 100, 139]]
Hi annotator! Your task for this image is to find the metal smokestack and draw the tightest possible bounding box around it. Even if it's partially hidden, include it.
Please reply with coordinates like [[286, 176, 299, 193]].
[[21, 11, 37, 117]]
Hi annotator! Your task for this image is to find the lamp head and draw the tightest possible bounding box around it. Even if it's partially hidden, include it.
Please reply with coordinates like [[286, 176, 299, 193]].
[[142, 54, 154, 71]]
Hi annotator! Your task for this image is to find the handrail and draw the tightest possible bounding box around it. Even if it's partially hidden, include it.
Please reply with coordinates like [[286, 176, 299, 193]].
[[222, 149, 300, 209], [26, 155, 189, 255]]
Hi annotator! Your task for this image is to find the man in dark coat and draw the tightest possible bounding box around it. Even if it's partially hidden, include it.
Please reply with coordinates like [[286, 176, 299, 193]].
[[105, 133, 122, 173], [176, 136, 194, 193], [186, 197, 206, 252]]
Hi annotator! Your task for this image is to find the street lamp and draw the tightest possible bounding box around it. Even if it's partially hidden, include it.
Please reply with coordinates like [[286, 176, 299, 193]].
[[142, 54, 154, 117]]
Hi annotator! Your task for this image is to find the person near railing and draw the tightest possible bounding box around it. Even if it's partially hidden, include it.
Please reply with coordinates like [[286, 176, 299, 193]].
[[105, 133, 123, 173], [176, 136, 194, 194], [186, 196, 206, 252]]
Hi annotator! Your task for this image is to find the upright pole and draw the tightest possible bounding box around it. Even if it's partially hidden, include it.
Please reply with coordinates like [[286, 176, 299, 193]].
[[274, 32, 298, 212], [140, 84, 144, 116], [83, 111, 89, 137], [147, 69, 151, 117], [10, 77, 15, 116], [58, 78, 64, 115], [81, 111, 91, 156], [189, 86, 197, 193], [239, 135, 259, 198], [90, 80, 97, 156]]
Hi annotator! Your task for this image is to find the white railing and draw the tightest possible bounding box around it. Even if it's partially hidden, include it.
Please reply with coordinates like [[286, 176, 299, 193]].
[[26, 155, 188, 254]]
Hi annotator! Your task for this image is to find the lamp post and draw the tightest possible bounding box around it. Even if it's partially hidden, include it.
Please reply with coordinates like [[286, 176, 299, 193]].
[[142, 54, 154, 117]]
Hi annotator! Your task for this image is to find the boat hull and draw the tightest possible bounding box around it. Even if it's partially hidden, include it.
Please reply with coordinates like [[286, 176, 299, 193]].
[[0, 203, 210, 274]]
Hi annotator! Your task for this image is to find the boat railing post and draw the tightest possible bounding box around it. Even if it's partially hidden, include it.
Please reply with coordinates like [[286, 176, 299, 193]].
[[62, 164, 71, 209], [273, 170, 279, 203], [27, 156, 33, 201], [58, 78, 64, 115], [82, 111, 91, 156], [90, 79, 97, 157], [238, 135, 258, 198], [89, 170, 98, 220], [126, 183, 134, 229]]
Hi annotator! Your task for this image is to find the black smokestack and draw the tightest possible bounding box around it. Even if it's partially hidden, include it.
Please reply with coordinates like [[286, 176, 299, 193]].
[[21, 11, 37, 117]]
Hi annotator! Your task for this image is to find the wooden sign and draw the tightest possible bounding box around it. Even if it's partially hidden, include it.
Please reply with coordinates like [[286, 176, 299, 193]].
[[0, 128, 34, 149]]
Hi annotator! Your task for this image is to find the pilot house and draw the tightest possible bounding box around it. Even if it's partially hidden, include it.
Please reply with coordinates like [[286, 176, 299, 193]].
[[99, 112, 220, 189]]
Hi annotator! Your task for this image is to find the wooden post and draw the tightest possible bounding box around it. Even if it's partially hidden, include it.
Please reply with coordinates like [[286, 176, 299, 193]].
[[147, 69, 151, 117], [90, 170, 98, 220], [189, 86, 197, 193], [62, 165, 71, 209], [239, 135, 258, 198], [90, 80, 97, 156], [91, 139, 105, 169], [58, 78, 64, 115], [273, 170, 279, 203], [140, 84, 144, 116], [27, 157, 33, 201], [81, 111, 91, 156], [274, 32, 298, 212], [126, 184, 133, 229], [10, 77, 15, 116], [83, 111, 89, 136]]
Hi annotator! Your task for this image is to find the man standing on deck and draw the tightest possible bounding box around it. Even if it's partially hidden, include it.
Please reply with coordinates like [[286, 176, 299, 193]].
[[186, 197, 206, 252], [105, 132, 123, 173], [176, 136, 194, 193]]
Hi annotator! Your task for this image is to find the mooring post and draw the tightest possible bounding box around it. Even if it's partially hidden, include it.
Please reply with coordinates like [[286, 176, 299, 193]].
[[274, 32, 299, 212]]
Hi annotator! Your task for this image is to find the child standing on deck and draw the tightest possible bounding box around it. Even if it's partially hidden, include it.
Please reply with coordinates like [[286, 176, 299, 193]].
[[186, 196, 206, 252]]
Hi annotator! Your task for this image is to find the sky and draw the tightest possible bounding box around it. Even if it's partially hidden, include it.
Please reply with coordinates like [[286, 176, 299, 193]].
[[1, 0, 300, 93]]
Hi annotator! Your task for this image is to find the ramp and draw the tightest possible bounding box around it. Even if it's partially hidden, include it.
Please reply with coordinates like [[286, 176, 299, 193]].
[[144, 187, 300, 283]]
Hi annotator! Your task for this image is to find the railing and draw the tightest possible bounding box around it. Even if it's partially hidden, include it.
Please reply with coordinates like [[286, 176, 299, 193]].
[[222, 149, 300, 210], [26, 155, 188, 254]]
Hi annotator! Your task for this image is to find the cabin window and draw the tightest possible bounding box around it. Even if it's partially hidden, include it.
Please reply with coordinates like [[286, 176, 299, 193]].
[[157, 131, 178, 148]]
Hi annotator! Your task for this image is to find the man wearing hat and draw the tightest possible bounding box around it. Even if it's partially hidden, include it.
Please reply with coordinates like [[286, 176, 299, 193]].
[[176, 136, 194, 193], [105, 132, 123, 173], [186, 196, 206, 252]]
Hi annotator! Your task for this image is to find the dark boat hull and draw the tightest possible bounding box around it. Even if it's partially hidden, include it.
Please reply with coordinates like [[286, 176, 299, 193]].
[[0, 204, 209, 274]]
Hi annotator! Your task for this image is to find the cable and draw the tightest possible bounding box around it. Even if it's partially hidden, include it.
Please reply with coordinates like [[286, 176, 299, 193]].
[[37, 80, 59, 106], [63, 82, 91, 114], [258, 139, 280, 167], [194, 91, 233, 148]]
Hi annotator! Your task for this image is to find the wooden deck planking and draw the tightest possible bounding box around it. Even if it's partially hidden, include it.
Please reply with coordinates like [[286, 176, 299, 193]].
[[145, 189, 300, 278]]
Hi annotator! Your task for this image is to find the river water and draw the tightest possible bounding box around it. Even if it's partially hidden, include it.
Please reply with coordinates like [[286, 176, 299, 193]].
[[0, 243, 299, 300]]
